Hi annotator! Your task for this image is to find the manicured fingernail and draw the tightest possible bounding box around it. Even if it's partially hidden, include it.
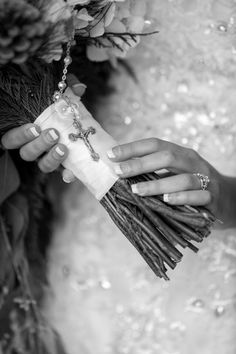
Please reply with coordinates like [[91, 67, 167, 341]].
[[163, 194, 170, 203], [62, 170, 74, 183], [55, 146, 65, 157], [63, 176, 71, 183], [72, 83, 87, 96], [107, 149, 116, 159], [131, 184, 139, 194], [114, 164, 123, 175], [30, 126, 40, 137], [48, 129, 58, 141]]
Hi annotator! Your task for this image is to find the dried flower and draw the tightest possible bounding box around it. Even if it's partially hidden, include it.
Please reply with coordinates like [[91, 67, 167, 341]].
[[84, 0, 147, 62]]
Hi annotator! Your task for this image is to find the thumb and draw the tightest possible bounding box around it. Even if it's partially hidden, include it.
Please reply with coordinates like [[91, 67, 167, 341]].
[[67, 73, 87, 97]]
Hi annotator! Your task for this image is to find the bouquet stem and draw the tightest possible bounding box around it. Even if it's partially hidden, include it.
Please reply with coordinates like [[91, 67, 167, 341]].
[[100, 172, 215, 280]]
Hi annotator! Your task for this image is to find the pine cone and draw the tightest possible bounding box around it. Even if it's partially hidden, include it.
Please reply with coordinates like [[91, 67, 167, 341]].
[[0, 0, 50, 66]]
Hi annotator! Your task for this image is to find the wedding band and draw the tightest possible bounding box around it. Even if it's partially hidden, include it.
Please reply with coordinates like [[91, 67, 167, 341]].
[[194, 173, 210, 191]]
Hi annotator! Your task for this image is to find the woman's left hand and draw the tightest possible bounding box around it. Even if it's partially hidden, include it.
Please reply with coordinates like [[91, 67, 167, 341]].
[[107, 138, 223, 214], [1, 74, 86, 183]]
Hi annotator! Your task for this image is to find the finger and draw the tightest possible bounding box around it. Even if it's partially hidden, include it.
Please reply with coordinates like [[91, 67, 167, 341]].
[[62, 169, 76, 183], [19, 128, 59, 161], [114, 150, 192, 177], [163, 190, 212, 206], [131, 173, 202, 196], [37, 144, 68, 173], [107, 138, 175, 162], [1, 124, 41, 149], [67, 73, 87, 97]]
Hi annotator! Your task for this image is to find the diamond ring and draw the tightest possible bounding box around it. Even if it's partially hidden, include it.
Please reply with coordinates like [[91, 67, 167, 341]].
[[194, 173, 210, 191]]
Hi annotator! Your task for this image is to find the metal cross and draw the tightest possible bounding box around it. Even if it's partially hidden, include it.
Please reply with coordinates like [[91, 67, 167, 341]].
[[68, 118, 100, 162]]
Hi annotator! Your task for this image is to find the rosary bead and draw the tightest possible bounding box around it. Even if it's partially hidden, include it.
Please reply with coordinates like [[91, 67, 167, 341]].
[[53, 91, 62, 102], [58, 81, 67, 90], [64, 56, 72, 65]]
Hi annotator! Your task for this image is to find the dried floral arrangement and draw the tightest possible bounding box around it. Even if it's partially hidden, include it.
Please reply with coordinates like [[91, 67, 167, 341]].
[[0, 0, 215, 353]]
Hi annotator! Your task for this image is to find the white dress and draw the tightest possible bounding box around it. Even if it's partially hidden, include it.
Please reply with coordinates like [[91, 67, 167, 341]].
[[43, 1, 236, 353]]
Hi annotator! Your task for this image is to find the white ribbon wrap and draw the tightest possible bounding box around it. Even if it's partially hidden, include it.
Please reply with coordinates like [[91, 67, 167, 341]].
[[35, 88, 119, 200]]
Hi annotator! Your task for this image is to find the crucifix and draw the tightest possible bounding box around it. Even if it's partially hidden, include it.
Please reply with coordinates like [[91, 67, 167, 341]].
[[69, 118, 100, 162]]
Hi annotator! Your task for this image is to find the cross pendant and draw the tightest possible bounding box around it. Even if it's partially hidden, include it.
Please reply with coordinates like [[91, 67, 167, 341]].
[[69, 118, 100, 162]]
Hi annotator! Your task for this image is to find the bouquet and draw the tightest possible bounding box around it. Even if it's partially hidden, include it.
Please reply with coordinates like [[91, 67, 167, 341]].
[[0, 0, 215, 352], [0, 0, 215, 280], [35, 84, 215, 281]]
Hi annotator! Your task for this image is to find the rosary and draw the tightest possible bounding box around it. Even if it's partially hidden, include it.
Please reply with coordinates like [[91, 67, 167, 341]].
[[52, 39, 100, 162]]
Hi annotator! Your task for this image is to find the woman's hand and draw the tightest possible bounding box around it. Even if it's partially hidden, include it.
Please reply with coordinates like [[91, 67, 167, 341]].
[[1, 74, 86, 181], [107, 138, 236, 228], [1, 124, 68, 173]]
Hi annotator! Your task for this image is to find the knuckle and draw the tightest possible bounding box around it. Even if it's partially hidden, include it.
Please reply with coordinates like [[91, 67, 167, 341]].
[[149, 138, 159, 150], [23, 126, 32, 140], [163, 150, 175, 165], [204, 191, 212, 204], [137, 182, 148, 194], [186, 148, 197, 158], [19, 147, 31, 161], [133, 158, 143, 172], [183, 174, 195, 189], [120, 161, 130, 173], [200, 160, 211, 177], [137, 181, 157, 196], [128, 142, 136, 156], [148, 181, 160, 194], [38, 159, 52, 173], [121, 159, 143, 174], [156, 179, 165, 193], [168, 192, 178, 203], [174, 192, 181, 200], [186, 147, 198, 160], [115, 145, 124, 157]]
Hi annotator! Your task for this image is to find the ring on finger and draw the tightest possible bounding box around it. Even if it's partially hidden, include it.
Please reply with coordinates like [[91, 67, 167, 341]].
[[193, 173, 210, 191]]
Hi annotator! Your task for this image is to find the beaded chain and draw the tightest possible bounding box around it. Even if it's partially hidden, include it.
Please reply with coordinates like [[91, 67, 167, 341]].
[[51, 38, 100, 162], [53, 39, 73, 102]]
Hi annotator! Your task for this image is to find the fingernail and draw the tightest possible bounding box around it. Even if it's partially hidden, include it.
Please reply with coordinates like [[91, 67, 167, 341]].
[[131, 184, 139, 194], [63, 176, 72, 183], [55, 146, 65, 157], [114, 164, 123, 175], [48, 129, 58, 141], [30, 126, 40, 137], [72, 83, 87, 96], [62, 170, 74, 183], [163, 194, 170, 203], [107, 149, 116, 159]]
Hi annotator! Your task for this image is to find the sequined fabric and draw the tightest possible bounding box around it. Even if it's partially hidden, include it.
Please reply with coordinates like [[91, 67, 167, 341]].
[[43, 1, 236, 353]]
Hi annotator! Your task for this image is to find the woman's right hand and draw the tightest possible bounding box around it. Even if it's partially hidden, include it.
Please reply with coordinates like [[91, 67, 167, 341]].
[[107, 138, 236, 229]]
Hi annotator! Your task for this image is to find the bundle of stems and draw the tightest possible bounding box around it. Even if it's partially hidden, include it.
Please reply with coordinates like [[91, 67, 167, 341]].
[[101, 172, 215, 280]]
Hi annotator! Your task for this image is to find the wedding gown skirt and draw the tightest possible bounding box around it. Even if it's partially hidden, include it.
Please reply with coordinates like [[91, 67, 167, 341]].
[[43, 1, 236, 353]]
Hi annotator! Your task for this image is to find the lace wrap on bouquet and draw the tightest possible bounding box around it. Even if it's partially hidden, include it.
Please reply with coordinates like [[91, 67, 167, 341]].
[[35, 88, 119, 200]]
